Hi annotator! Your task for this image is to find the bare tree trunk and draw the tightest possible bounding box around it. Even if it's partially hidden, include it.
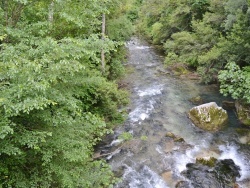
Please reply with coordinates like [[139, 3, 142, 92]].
[[2, 0, 9, 26], [101, 13, 106, 73], [11, 3, 24, 27], [48, 1, 54, 23]]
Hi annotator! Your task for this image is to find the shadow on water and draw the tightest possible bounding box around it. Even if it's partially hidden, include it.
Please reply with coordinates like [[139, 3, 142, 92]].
[[99, 37, 250, 188]]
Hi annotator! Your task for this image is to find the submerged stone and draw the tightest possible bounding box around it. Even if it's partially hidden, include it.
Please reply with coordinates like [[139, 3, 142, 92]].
[[235, 100, 250, 126], [236, 128, 250, 145], [189, 95, 203, 105], [188, 102, 228, 131], [165, 132, 185, 142], [175, 181, 190, 188]]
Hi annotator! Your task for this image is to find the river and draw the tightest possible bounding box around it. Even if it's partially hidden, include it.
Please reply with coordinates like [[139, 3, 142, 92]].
[[100, 38, 250, 188]]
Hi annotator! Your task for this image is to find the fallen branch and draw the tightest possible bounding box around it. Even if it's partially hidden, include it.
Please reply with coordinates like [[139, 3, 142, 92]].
[[93, 144, 124, 160]]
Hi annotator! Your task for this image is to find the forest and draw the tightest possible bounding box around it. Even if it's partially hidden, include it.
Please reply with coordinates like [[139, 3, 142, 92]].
[[0, 0, 249, 187], [137, 0, 250, 104]]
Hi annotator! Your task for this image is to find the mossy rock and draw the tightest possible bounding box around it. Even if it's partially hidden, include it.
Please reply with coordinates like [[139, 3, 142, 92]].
[[236, 128, 250, 136], [182, 159, 240, 188], [236, 128, 250, 144], [165, 132, 176, 138], [235, 100, 250, 126], [167, 63, 190, 76], [196, 157, 217, 167], [165, 132, 185, 142], [188, 102, 228, 131]]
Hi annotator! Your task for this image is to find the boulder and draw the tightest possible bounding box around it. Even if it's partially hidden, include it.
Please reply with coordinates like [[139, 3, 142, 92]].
[[182, 158, 241, 188], [188, 102, 228, 131], [235, 100, 250, 126]]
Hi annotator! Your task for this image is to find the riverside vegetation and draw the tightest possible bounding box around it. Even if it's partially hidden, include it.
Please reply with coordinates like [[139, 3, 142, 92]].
[[0, 0, 134, 187], [137, 0, 250, 106], [1, 0, 250, 187]]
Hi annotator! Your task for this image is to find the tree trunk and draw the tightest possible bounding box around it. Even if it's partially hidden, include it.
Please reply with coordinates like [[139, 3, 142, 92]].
[[48, 1, 54, 23], [2, 0, 8, 26], [11, 3, 24, 27], [101, 13, 106, 73]]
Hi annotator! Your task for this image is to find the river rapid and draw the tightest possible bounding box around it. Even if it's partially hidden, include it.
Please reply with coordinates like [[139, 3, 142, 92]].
[[101, 38, 250, 188]]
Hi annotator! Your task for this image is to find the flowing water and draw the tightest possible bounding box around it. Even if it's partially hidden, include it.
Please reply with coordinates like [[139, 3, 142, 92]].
[[101, 38, 250, 188]]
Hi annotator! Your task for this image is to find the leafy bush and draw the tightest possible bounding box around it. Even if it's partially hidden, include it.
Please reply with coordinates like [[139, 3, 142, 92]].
[[0, 0, 131, 187], [219, 62, 250, 103], [107, 15, 134, 41], [151, 22, 163, 44]]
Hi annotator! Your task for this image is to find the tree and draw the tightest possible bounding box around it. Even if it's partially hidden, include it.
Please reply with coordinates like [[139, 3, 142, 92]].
[[219, 62, 250, 103], [0, 0, 131, 187]]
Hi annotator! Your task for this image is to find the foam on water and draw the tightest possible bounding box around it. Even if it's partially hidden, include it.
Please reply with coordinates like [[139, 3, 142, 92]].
[[121, 165, 170, 188], [128, 85, 163, 123], [135, 46, 151, 49], [128, 100, 155, 123], [219, 144, 250, 181], [139, 113, 149, 120], [110, 139, 123, 147], [137, 85, 163, 97], [173, 151, 195, 173]]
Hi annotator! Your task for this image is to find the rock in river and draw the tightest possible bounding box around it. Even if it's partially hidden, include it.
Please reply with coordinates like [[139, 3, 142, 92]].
[[235, 100, 250, 126], [182, 158, 241, 188], [188, 102, 228, 131]]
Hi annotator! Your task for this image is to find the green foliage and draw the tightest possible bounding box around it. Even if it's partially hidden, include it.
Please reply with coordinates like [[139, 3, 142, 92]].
[[165, 52, 180, 65], [151, 22, 163, 44], [164, 31, 197, 62], [107, 15, 134, 41], [107, 46, 127, 80], [219, 62, 250, 103], [0, 0, 131, 187], [140, 135, 148, 141], [0, 34, 125, 186], [190, 0, 210, 20], [118, 132, 133, 141], [136, 0, 169, 42], [137, 0, 250, 102], [196, 157, 217, 167]]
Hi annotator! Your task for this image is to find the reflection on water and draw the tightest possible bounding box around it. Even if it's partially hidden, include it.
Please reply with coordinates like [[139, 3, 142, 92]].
[[106, 38, 250, 188]]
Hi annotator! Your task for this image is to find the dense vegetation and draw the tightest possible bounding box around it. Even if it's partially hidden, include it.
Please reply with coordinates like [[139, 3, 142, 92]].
[[0, 0, 135, 187], [137, 0, 250, 104], [1, 0, 250, 187]]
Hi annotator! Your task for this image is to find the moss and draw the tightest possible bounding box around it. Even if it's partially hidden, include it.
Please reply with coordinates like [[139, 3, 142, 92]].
[[174, 66, 188, 75], [167, 63, 190, 76], [237, 106, 250, 125], [235, 100, 250, 126], [174, 137, 185, 142], [165, 132, 185, 142], [189, 103, 228, 131], [238, 111, 250, 126], [196, 157, 217, 167], [236, 128, 250, 136], [189, 96, 203, 105], [165, 132, 176, 138]]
